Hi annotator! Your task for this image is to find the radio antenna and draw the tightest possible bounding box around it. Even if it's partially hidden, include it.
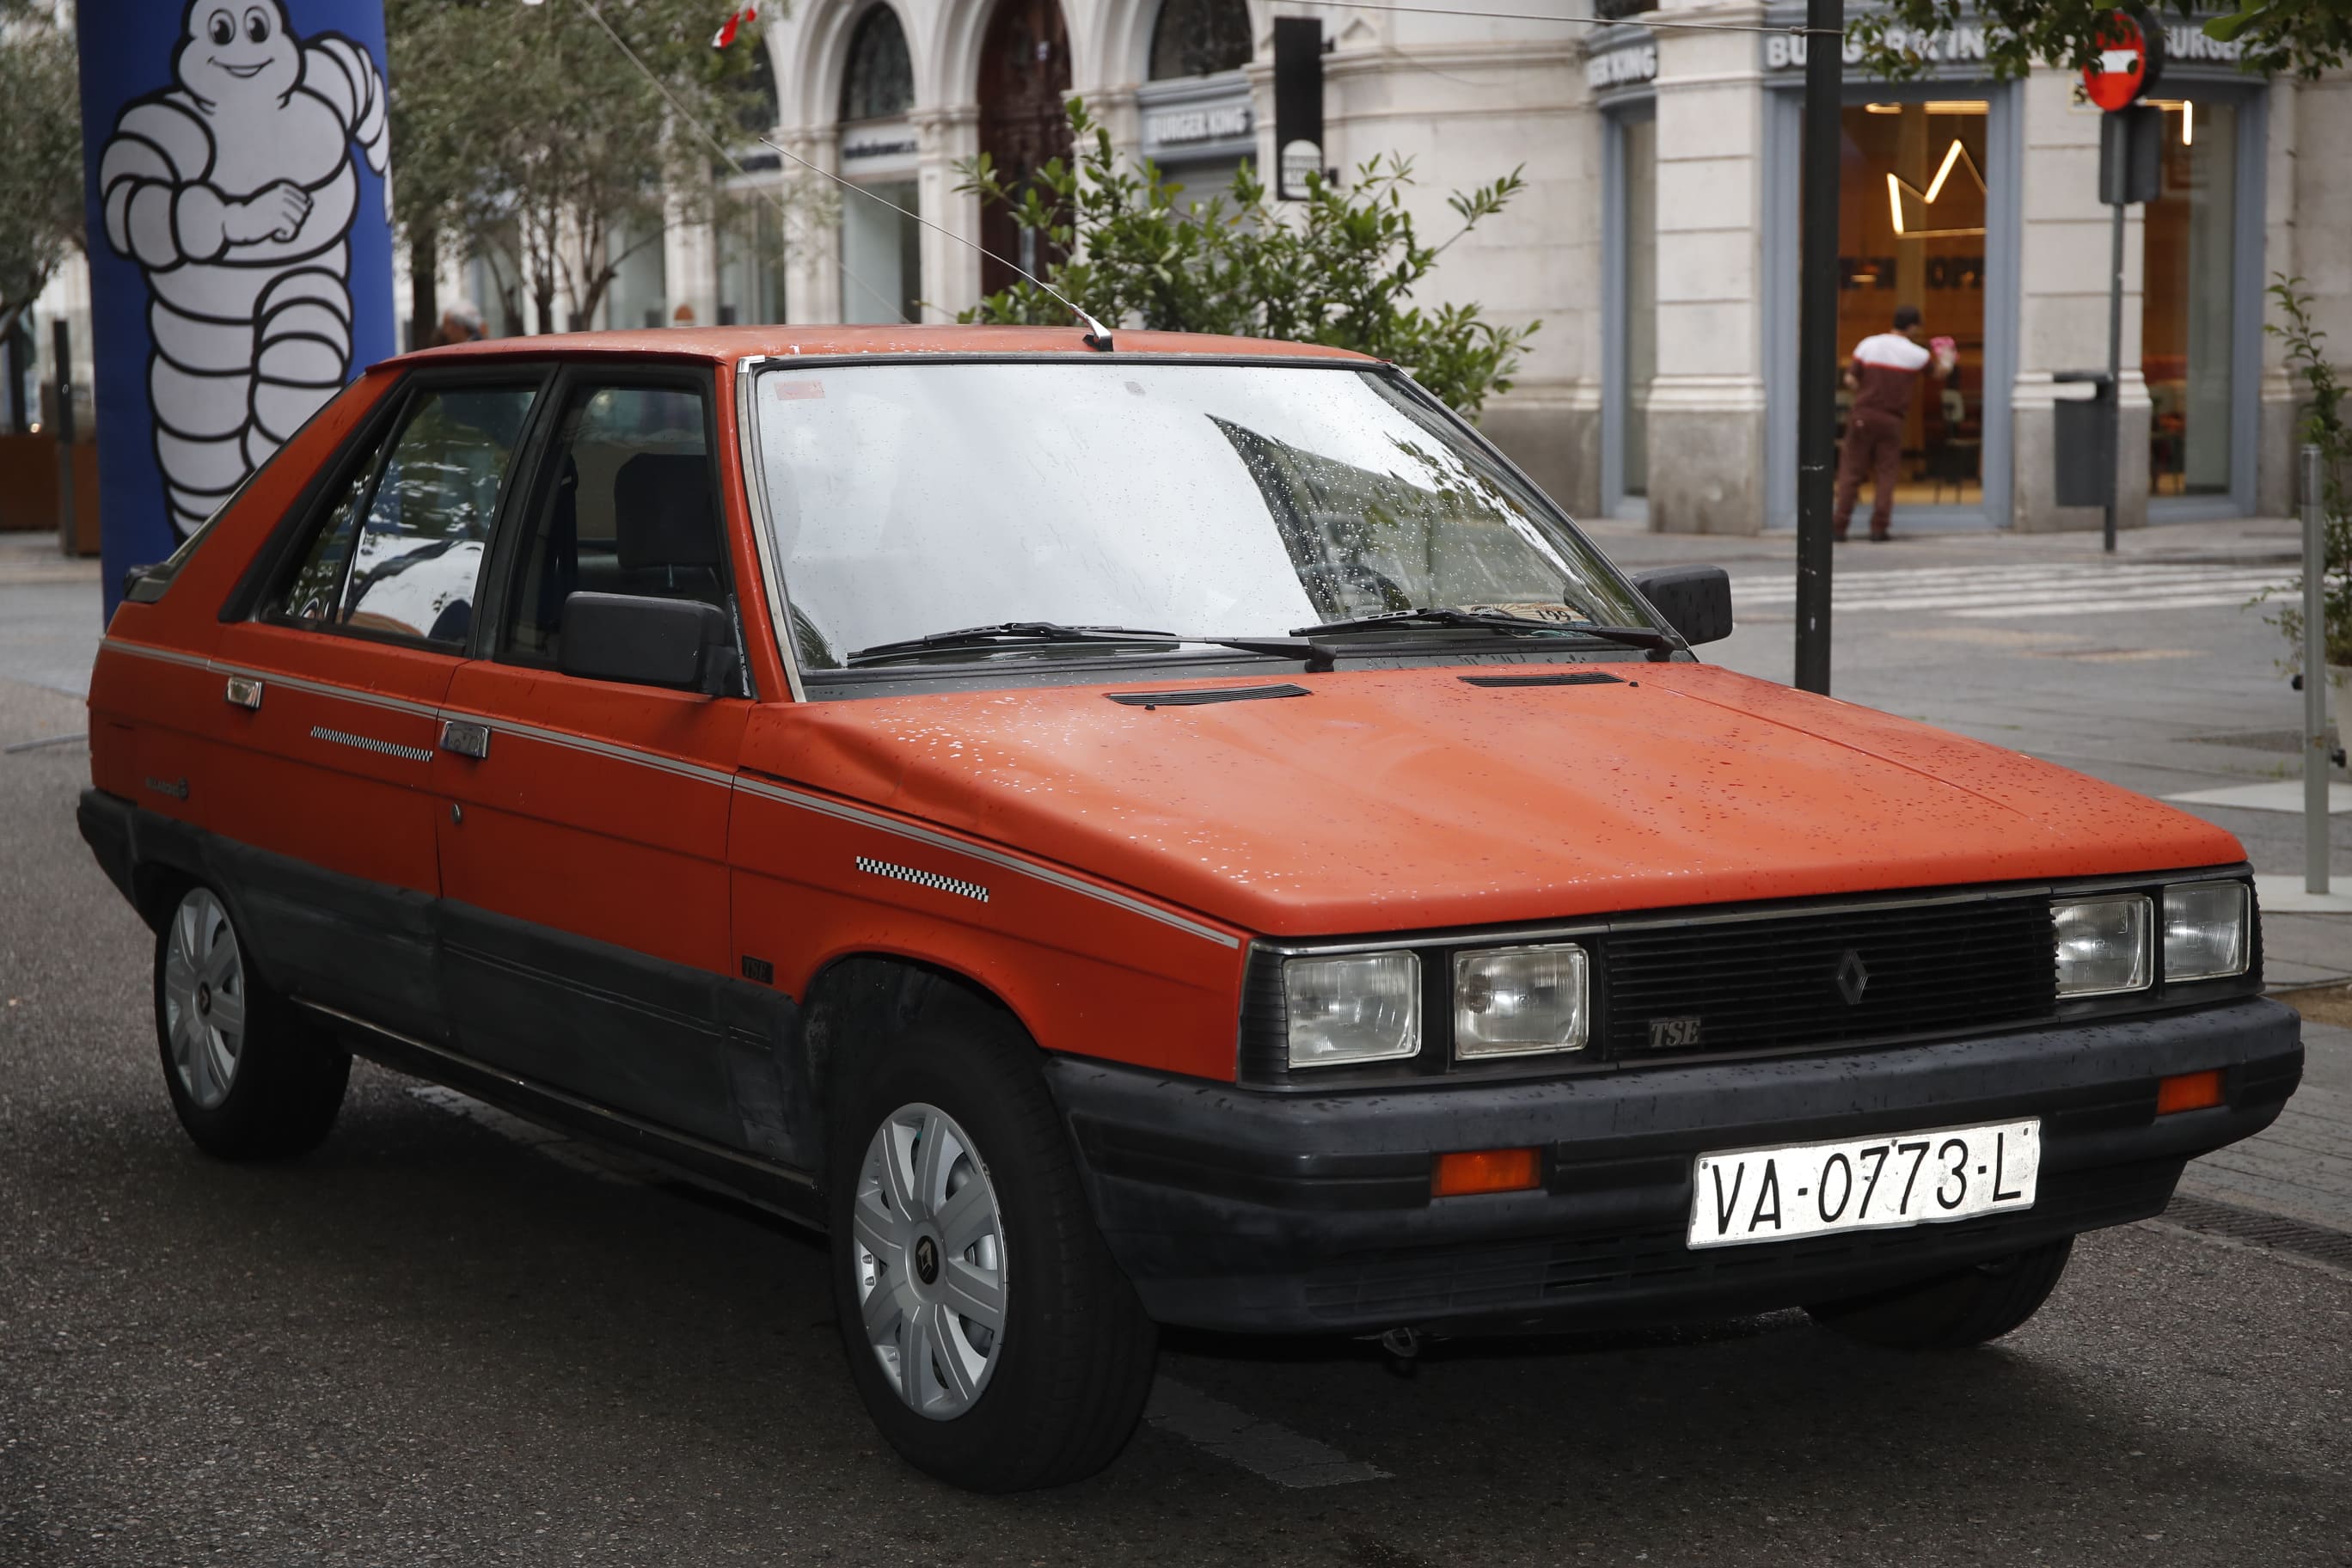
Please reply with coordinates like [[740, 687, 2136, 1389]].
[[757, 135, 1115, 352]]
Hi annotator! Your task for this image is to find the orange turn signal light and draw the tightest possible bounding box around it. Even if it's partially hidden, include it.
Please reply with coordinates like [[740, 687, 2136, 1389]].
[[2156, 1069, 2225, 1116], [1432, 1147, 1542, 1198]]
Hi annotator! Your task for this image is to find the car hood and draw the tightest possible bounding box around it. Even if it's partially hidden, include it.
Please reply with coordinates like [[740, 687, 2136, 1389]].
[[744, 663, 2244, 937]]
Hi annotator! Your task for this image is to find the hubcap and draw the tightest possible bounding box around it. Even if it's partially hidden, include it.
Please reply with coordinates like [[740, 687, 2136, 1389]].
[[851, 1102, 1007, 1421], [162, 888, 245, 1111]]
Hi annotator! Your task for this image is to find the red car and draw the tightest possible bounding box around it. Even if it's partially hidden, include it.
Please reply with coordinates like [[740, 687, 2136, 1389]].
[[82, 327, 2299, 1491]]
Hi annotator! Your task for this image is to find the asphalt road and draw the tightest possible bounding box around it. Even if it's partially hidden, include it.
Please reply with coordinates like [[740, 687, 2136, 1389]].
[[4, 533, 2350, 1565]]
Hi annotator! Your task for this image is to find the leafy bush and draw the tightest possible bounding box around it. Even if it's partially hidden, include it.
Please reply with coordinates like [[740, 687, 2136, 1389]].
[[2263, 275, 2351, 672], [954, 99, 1537, 418]]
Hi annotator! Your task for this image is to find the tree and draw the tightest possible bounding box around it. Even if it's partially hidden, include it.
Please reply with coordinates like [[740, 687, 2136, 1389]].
[[956, 99, 1537, 418], [384, 0, 780, 337], [2262, 277, 2350, 671], [0, 1, 84, 345], [1853, 0, 2351, 82]]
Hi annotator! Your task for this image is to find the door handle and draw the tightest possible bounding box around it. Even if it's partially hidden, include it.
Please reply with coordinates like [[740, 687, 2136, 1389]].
[[224, 676, 262, 710], [439, 720, 491, 759]]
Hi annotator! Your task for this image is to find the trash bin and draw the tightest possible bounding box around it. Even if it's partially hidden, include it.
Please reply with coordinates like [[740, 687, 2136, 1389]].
[[2053, 371, 2111, 508]]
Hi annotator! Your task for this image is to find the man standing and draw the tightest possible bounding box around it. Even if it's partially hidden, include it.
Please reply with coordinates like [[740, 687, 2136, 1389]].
[[1834, 304, 1948, 542]]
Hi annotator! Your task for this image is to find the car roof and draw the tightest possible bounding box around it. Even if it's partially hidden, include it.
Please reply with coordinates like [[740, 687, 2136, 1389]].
[[385, 324, 1381, 369]]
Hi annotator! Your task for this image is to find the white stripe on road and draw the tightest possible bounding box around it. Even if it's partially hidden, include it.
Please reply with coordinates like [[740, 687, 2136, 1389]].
[[407, 1085, 1392, 1487], [1146, 1377, 1390, 1488], [1732, 565, 2290, 620], [1946, 593, 2275, 618]]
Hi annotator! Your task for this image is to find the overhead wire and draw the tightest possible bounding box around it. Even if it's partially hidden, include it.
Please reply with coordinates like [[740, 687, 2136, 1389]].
[[562, 0, 918, 325]]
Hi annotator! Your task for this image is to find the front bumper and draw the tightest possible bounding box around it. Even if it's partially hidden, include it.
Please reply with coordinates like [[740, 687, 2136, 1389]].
[[1044, 998, 2301, 1333]]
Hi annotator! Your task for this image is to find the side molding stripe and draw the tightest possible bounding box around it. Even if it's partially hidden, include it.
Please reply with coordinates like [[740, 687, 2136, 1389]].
[[737, 775, 1242, 948], [101, 637, 1245, 949]]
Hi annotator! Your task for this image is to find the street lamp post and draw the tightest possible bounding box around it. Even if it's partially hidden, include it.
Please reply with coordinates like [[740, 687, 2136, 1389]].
[[1793, 0, 1843, 696]]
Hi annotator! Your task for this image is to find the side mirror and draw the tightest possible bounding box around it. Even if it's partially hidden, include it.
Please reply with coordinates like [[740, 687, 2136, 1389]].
[[1629, 566, 1734, 647], [558, 591, 735, 693]]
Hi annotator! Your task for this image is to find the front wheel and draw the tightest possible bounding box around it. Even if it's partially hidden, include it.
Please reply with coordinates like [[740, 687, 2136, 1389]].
[[829, 1018, 1156, 1491], [1804, 1237, 2073, 1351], [155, 884, 349, 1160]]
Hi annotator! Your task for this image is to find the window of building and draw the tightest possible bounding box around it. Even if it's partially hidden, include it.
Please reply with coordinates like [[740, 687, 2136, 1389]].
[[1149, 0, 1252, 79], [2142, 96, 2239, 499], [1619, 114, 1657, 501], [842, 6, 914, 122], [273, 383, 538, 645], [1835, 100, 1991, 508]]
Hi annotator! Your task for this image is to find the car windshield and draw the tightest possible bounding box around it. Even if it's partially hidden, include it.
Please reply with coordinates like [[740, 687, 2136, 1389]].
[[750, 360, 1663, 673]]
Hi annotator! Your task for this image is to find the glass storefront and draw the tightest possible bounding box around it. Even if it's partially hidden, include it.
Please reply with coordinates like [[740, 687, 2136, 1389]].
[[1620, 114, 1657, 500], [840, 178, 922, 324], [1837, 100, 1991, 509], [839, 5, 922, 325], [718, 193, 787, 326], [2142, 96, 2239, 499]]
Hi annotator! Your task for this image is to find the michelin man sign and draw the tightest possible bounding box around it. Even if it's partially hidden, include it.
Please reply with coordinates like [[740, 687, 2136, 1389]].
[[78, 1, 396, 613]]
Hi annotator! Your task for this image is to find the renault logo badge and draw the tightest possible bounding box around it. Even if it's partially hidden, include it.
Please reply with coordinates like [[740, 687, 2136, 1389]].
[[1834, 949, 1871, 1007]]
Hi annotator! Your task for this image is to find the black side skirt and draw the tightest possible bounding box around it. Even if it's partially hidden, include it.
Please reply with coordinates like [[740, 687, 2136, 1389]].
[[301, 998, 826, 1232]]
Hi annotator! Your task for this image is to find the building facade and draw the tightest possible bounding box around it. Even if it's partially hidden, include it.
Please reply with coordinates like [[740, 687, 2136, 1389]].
[[750, 0, 2351, 535], [13, 2, 2346, 541]]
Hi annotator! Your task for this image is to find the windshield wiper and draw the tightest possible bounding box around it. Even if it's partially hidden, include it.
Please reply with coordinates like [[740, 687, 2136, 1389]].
[[1291, 607, 1679, 655], [847, 622, 1337, 669]]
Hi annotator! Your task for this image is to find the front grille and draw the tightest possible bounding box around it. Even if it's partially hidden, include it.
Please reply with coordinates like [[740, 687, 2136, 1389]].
[[1601, 893, 2055, 1059]]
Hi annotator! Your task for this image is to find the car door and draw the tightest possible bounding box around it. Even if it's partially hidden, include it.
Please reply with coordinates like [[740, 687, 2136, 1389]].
[[431, 367, 756, 1144], [208, 370, 548, 1041]]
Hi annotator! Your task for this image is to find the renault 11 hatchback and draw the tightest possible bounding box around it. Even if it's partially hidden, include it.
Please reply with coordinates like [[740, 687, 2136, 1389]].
[[81, 326, 2301, 1491]]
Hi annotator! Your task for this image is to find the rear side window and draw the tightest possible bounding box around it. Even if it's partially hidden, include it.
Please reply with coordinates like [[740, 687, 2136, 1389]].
[[271, 383, 537, 646], [502, 383, 735, 675]]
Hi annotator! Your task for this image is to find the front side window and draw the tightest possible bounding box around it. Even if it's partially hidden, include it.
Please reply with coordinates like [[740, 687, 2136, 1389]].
[[752, 361, 1663, 680], [271, 383, 537, 644], [503, 383, 733, 671]]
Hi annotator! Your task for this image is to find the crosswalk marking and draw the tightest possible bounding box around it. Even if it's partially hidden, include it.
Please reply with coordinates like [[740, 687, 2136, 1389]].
[[1733, 562, 2292, 619]]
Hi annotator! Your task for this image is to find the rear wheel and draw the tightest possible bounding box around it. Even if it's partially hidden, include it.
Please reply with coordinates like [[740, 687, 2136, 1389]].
[[1804, 1237, 2073, 1351], [829, 1015, 1156, 1491], [155, 884, 349, 1160]]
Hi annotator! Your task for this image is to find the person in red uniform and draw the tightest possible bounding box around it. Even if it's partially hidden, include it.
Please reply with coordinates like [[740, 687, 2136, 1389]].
[[1834, 304, 1951, 542]]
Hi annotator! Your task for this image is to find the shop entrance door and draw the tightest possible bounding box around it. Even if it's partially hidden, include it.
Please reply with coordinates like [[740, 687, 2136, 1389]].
[[1766, 87, 2017, 531], [976, 0, 1071, 297]]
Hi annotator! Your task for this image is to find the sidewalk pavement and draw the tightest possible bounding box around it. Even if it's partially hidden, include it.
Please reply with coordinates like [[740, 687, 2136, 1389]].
[[0, 533, 102, 701], [1578, 512, 2308, 571]]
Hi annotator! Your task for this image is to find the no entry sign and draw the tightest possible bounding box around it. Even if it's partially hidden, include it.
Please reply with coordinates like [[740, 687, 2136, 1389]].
[[2082, 11, 2165, 111]]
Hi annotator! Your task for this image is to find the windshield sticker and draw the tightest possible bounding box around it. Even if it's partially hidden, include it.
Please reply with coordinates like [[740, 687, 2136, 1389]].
[[770, 378, 826, 401], [1462, 603, 1595, 624]]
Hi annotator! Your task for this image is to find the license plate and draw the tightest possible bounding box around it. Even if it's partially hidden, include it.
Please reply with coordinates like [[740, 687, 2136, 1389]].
[[1687, 1119, 2040, 1250]]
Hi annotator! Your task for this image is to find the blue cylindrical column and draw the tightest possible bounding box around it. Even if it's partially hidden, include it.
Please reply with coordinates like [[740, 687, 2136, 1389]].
[[76, 0, 396, 616]]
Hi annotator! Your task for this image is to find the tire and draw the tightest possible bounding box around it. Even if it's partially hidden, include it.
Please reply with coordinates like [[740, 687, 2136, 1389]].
[[1804, 1237, 2073, 1351], [827, 1013, 1157, 1492], [154, 883, 350, 1160]]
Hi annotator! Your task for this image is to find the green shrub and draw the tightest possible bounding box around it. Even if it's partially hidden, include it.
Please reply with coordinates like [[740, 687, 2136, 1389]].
[[955, 99, 1537, 419]]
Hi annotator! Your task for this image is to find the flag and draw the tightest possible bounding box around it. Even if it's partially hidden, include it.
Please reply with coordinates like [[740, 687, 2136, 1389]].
[[711, 5, 758, 47]]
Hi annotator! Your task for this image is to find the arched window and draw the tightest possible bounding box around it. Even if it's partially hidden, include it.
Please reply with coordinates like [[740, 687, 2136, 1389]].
[[1148, 0, 1251, 80], [841, 6, 915, 122]]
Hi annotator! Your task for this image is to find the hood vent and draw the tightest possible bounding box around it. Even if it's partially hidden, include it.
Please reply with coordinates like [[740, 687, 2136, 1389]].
[[1459, 671, 1624, 689], [1107, 683, 1311, 708]]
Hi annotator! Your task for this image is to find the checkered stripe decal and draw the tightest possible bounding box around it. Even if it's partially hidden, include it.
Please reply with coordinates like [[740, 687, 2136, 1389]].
[[309, 725, 433, 764], [855, 854, 989, 903]]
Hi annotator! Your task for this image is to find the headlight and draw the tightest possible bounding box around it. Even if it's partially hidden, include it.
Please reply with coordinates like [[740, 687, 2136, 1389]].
[[2164, 881, 2250, 981], [1283, 952, 1420, 1068], [1454, 944, 1589, 1057], [2054, 895, 2152, 996]]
